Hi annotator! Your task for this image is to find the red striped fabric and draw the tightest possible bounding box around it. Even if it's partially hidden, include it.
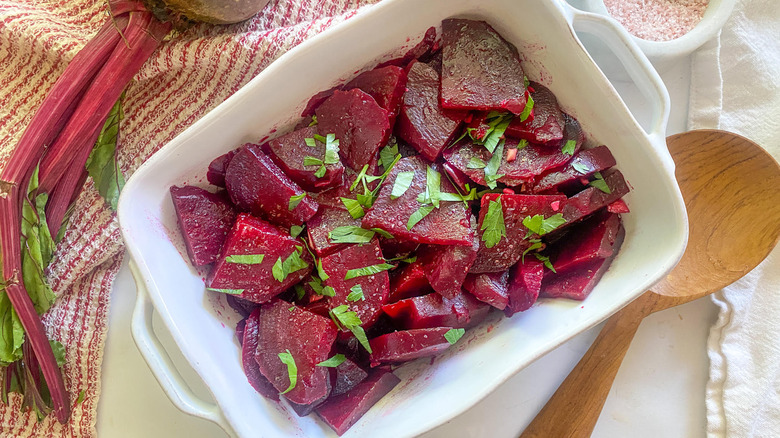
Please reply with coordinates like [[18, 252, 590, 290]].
[[0, 0, 379, 435]]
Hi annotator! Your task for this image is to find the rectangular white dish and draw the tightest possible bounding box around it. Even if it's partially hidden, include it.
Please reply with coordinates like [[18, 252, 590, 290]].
[[118, 0, 688, 437]]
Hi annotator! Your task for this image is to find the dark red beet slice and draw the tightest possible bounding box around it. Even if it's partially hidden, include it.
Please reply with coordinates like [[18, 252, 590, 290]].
[[381, 290, 489, 330], [316, 369, 400, 436], [387, 260, 431, 304], [369, 327, 454, 366], [261, 126, 344, 192], [316, 89, 391, 170], [306, 207, 362, 257], [361, 157, 473, 246], [206, 149, 239, 187], [462, 271, 509, 310], [506, 82, 565, 144], [320, 238, 390, 330], [236, 317, 246, 345], [505, 257, 544, 316], [442, 161, 473, 194], [286, 376, 332, 417], [471, 194, 567, 273], [207, 214, 312, 304], [417, 216, 479, 299], [378, 236, 419, 261], [170, 186, 237, 266], [378, 26, 437, 68], [559, 169, 630, 226], [226, 294, 260, 318], [331, 356, 369, 397], [224, 144, 319, 227], [344, 66, 408, 128], [241, 309, 279, 401], [533, 145, 617, 194], [549, 211, 622, 274], [440, 19, 527, 114], [396, 60, 462, 161], [254, 300, 338, 405], [301, 85, 342, 117], [608, 199, 630, 213]]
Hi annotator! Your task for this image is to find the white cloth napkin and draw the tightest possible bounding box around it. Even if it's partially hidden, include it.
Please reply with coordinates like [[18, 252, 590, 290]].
[[688, 0, 780, 436]]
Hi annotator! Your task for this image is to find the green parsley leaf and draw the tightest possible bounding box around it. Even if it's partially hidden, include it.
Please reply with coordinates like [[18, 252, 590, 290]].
[[293, 284, 306, 300], [329, 305, 373, 352], [347, 284, 365, 302], [561, 139, 576, 156], [519, 94, 535, 122], [378, 141, 399, 172], [426, 166, 441, 208], [484, 140, 505, 189], [272, 248, 309, 282], [314, 134, 327, 143], [521, 240, 544, 263], [206, 288, 244, 295], [401, 256, 417, 263], [288, 193, 306, 211], [371, 228, 394, 239], [344, 263, 395, 280], [351, 326, 372, 354], [481, 197, 507, 248], [407, 205, 435, 230], [308, 277, 336, 297], [589, 171, 612, 194], [329, 226, 375, 244], [323, 133, 340, 165], [522, 213, 566, 237], [277, 350, 297, 394], [444, 328, 465, 345], [572, 162, 590, 174], [524, 76, 531, 88], [225, 254, 265, 264], [308, 115, 318, 127], [317, 354, 347, 368], [305, 137, 317, 147], [535, 253, 557, 273], [303, 156, 324, 166], [482, 114, 513, 154], [314, 165, 327, 178], [517, 139, 529, 150], [340, 197, 366, 219], [316, 258, 329, 281], [86, 93, 126, 211], [290, 225, 304, 238], [289, 306, 296, 312], [391, 171, 415, 199], [467, 157, 487, 169]]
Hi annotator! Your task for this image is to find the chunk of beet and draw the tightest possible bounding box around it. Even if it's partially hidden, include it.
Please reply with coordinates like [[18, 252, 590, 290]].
[[344, 66, 408, 128], [170, 186, 237, 266], [254, 300, 338, 405], [236, 317, 247, 345], [381, 290, 489, 330], [306, 207, 362, 257], [262, 126, 344, 192], [362, 157, 473, 246], [396, 60, 462, 161], [241, 309, 279, 401], [471, 194, 567, 273], [226, 294, 260, 318], [301, 85, 342, 117], [505, 257, 544, 316], [417, 216, 479, 299], [506, 82, 565, 144], [320, 238, 390, 330], [378, 26, 437, 68], [316, 369, 400, 436], [225, 144, 319, 227], [441, 161, 473, 194], [533, 145, 617, 194], [560, 168, 630, 226], [440, 19, 527, 114], [286, 376, 332, 417], [369, 327, 454, 366], [549, 211, 622, 274], [387, 260, 431, 304], [316, 89, 391, 170], [331, 356, 369, 397], [378, 236, 419, 261], [608, 199, 630, 213], [462, 271, 509, 310], [208, 214, 312, 304], [206, 149, 239, 187]]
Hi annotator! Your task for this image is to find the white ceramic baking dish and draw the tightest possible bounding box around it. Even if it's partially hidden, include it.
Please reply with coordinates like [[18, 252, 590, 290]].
[[118, 0, 687, 436]]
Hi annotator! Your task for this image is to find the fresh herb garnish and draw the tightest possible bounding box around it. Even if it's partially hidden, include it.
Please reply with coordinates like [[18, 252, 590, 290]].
[[521, 239, 544, 263], [305, 138, 316, 147], [371, 228, 394, 239], [329, 226, 377, 244], [444, 328, 465, 345], [277, 350, 297, 394], [483, 140, 505, 189], [317, 354, 347, 368], [344, 263, 395, 280], [561, 139, 576, 156], [519, 94, 535, 122], [308, 276, 336, 297], [347, 284, 365, 302], [589, 172, 612, 194], [407, 205, 434, 230], [572, 162, 590, 174], [467, 157, 487, 169], [517, 139, 529, 150], [329, 305, 372, 353], [535, 253, 557, 273], [339, 197, 366, 219], [522, 213, 566, 237], [425, 166, 441, 208], [481, 197, 507, 248], [290, 225, 304, 238], [482, 113, 513, 154], [350, 154, 402, 208], [303, 133, 340, 177], [206, 288, 244, 295], [308, 115, 318, 127], [391, 171, 415, 199], [272, 248, 309, 282], [377, 141, 399, 172], [225, 254, 265, 265], [293, 284, 306, 300], [316, 258, 329, 281], [288, 193, 306, 211]]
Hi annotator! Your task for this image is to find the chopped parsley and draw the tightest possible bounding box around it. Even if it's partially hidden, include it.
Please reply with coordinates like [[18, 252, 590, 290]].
[[407, 205, 434, 230], [293, 284, 306, 300], [377, 141, 399, 172], [561, 139, 576, 156], [425, 166, 441, 208], [444, 328, 465, 345], [329, 305, 372, 353], [519, 94, 535, 122], [206, 288, 244, 295], [308, 276, 336, 297], [225, 254, 264, 265], [272, 248, 309, 282], [317, 354, 347, 368], [288, 193, 306, 211], [483, 140, 505, 189], [277, 350, 297, 394], [303, 133, 340, 178], [390, 171, 415, 199], [572, 161, 590, 174], [347, 284, 365, 302], [589, 172, 612, 194], [340, 197, 366, 219], [308, 115, 318, 127], [522, 239, 544, 263], [535, 253, 557, 273], [522, 213, 566, 237], [290, 225, 304, 238], [467, 157, 487, 169], [344, 263, 395, 280], [481, 197, 507, 248], [329, 226, 376, 244]]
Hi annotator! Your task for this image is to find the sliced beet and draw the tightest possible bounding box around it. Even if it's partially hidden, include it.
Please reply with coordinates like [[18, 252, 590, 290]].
[[286, 376, 332, 417], [206, 149, 239, 187], [224, 144, 319, 227], [320, 238, 390, 330], [369, 327, 454, 366], [548, 211, 622, 274], [441, 160, 473, 194], [306, 207, 362, 257], [387, 260, 431, 304], [316, 369, 400, 436], [506, 82, 565, 144], [396, 60, 462, 161], [608, 199, 630, 214], [262, 126, 344, 192], [470, 194, 567, 273], [170, 185, 237, 266], [417, 216, 479, 299], [226, 294, 260, 318], [207, 214, 312, 304], [559, 168, 630, 226], [378, 26, 437, 68], [301, 85, 342, 117], [381, 290, 489, 330], [344, 66, 408, 128], [254, 300, 338, 405], [316, 89, 391, 170], [378, 237, 419, 261], [533, 145, 617, 194], [241, 309, 279, 401], [440, 19, 527, 114], [331, 356, 369, 397], [361, 157, 473, 246], [505, 257, 544, 316], [462, 271, 509, 310], [236, 317, 247, 345]]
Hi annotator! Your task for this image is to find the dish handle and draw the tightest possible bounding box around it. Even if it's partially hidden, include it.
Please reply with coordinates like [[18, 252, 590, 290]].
[[129, 260, 234, 436]]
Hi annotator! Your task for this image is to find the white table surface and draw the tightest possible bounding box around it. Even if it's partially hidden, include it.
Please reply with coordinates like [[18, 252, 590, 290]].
[[96, 50, 719, 437]]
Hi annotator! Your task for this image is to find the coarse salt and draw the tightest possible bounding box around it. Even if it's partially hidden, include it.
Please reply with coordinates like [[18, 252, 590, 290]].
[[604, 0, 710, 41]]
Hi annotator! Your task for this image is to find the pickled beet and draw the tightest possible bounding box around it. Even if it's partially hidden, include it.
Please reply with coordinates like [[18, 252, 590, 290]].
[[548, 211, 622, 274], [506, 82, 565, 144], [440, 19, 527, 113], [224, 144, 318, 227], [344, 66, 408, 128], [441, 161, 473, 194], [262, 126, 344, 192], [559, 169, 630, 225], [533, 145, 617, 194], [306, 207, 362, 257], [331, 356, 369, 397], [378, 26, 437, 68], [417, 216, 479, 299], [241, 309, 280, 401], [387, 260, 431, 303], [462, 271, 509, 310], [206, 149, 239, 187], [369, 327, 454, 366], [301, 85, 341, 117], [381, 289, 489, 330], [316, 89, 391, 170], [505, 257, 544, 316], [170, 185, 237, 266]]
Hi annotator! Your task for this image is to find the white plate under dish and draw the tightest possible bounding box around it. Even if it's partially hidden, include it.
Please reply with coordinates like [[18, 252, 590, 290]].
[[118, 0, 688, 436]]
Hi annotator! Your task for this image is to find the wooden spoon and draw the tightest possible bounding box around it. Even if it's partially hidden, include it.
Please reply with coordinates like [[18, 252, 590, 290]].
[[520, 129, 780, 438]]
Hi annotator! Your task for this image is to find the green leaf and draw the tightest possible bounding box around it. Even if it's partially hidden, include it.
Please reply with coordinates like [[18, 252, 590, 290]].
[[305, 137, 317, 147], [329, 305, 373, 353], [206, 288, 245, 295], [323, 133, 340, 165], [356, 193, 375, 209], [390, 171, 415, 199], [225, 254, 265, 265], [522, 213, 566, 237], [517, 139, 529, 150], [20, 166, 56, 316], [561, 139, 576, 156], [304, 156, 324, 166], [293, 284, 306, 300], [344, 263, 395, 280], [347, 284, 365, 302], [308, 115, 318, 127], [314, 165, 327, 178], [316, 258, 329, 281], [308, 277, 336, 297], [370, 228, 394, 239], [0, 292, 24, 364], [426, 166, 441, 208], [482, 114, 513, 154], [340, 197, 366, 219], [272, 248, 309, 283], [484, 140, 505, 190], [524, 76, 531, 88], [535, 253, 557, 273], [49, 340, 66, 367], [407, 205, 434, 230], [522, 240, 544, 263], [317, 354, 347, 368], [288, 193, 307, 211], [467, 157, 487, 169], [572, 162, 590, 174], [519, 94, 535, 122], [378, 141, 399, 172], [86, 93, 126, 211], [329, 226, 376, 244], [277, 350, 298, 394], [75, 390, 86, 406], [481, 197, 507, 248], [444, 328, 465, 345], [290, 225, 304, 238], [589, 172, 612, 194], [350, 325, 372, 354]]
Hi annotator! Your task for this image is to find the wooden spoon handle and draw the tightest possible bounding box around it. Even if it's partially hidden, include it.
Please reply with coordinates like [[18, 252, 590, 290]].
[[519, 292, 657, 438]]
